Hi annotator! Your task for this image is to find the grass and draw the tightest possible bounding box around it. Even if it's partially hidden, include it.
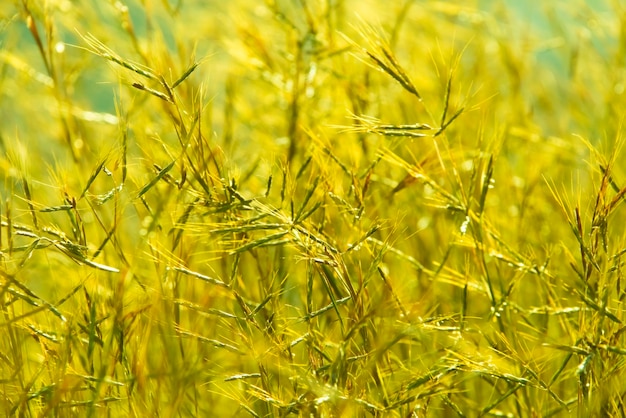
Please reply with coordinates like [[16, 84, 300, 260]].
[[1, 0, 626, 416]]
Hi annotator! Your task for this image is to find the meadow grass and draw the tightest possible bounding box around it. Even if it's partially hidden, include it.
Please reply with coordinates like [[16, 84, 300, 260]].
[[1, 0, 626, 416]]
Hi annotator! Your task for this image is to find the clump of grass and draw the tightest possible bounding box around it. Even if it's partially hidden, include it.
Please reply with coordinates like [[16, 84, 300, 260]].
[[1, 0, 626, 416]]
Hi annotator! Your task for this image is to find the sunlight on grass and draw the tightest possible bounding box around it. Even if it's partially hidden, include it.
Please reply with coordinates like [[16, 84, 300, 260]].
[[1, 0, 626, 416]]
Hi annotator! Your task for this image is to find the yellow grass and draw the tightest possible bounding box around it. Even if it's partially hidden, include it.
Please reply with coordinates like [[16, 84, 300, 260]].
[[1, 0, 626, 416]]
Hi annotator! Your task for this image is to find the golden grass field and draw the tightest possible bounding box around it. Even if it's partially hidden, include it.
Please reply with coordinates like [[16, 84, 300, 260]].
[[2, 0, 626, 416]]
